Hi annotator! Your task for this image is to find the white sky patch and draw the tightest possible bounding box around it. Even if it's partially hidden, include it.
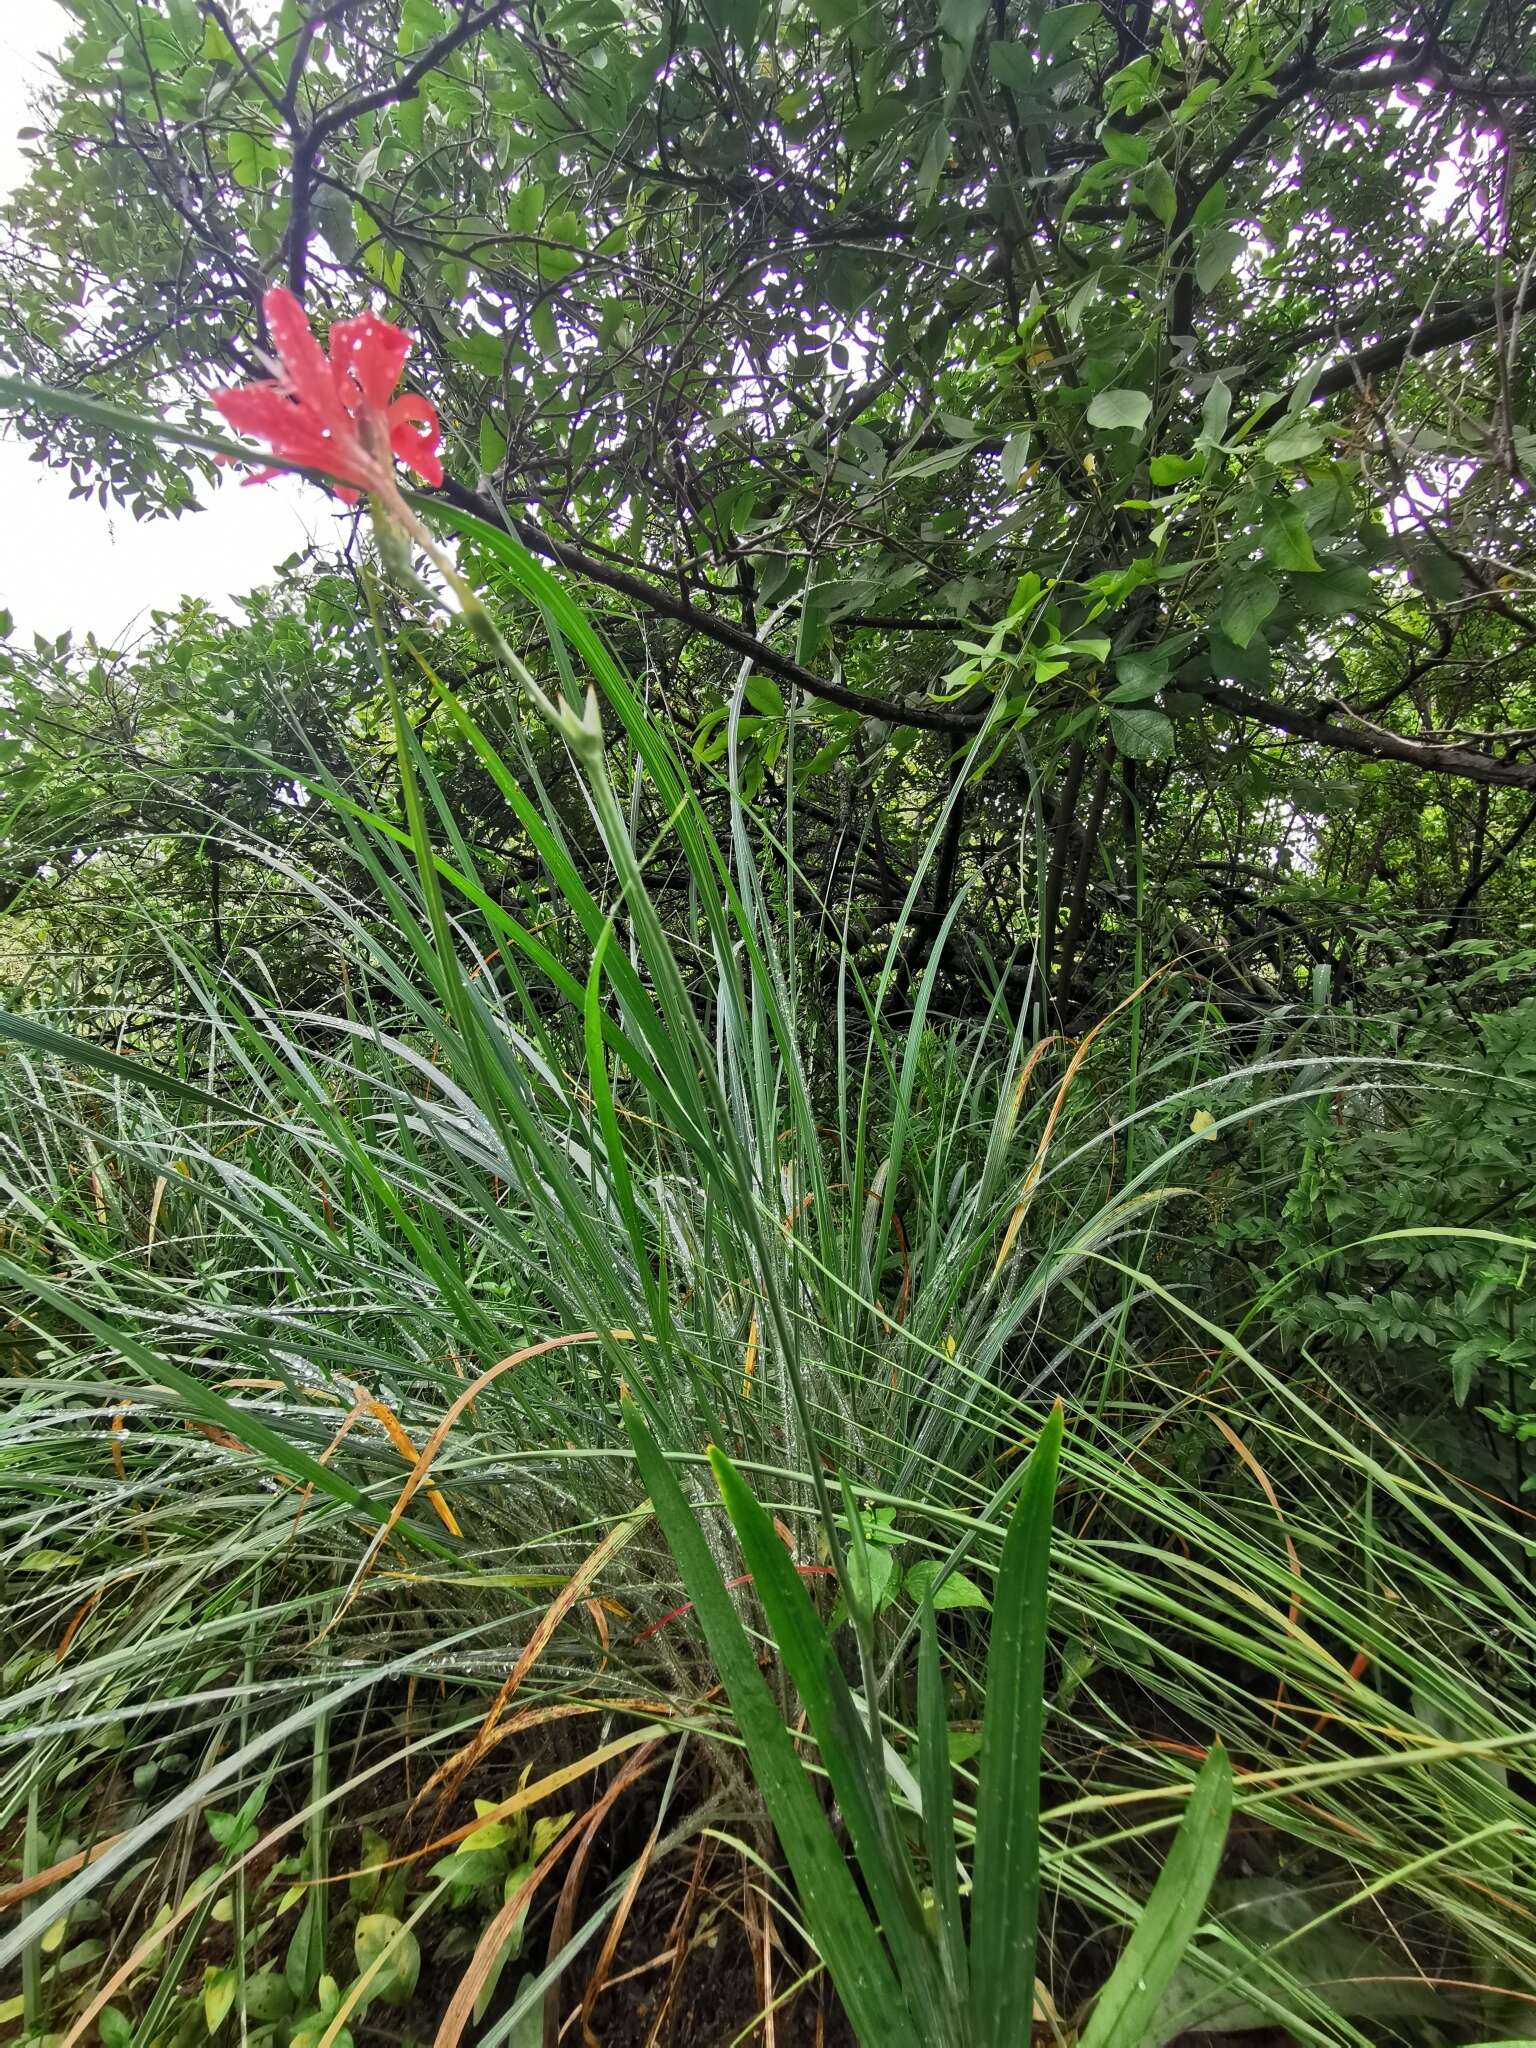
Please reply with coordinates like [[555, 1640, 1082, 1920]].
[[0, 0, 322, 648]]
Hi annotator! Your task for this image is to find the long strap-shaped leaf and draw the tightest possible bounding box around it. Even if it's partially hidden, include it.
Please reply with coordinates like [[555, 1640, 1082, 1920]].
[[970, 1400, 1065, 2048], [621, 1402, 917, 2048], [1077, 1744, 1234, 2048], [708, 1448, 952, 2042], [918, 1601, 970, 2015]]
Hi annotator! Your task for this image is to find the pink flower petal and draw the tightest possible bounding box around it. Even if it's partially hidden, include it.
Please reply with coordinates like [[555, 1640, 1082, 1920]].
[[330, 310, 411, 413], [388, 393, 443, 487], [263, 287, 350, 432]]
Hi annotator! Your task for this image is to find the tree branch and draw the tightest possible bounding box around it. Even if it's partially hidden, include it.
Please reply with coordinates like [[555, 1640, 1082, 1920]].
[[434, 478, 985, 737], [1190, 678, 1536, 789], [1255, 278, 1536, 428], [286, 0, 514, 296]]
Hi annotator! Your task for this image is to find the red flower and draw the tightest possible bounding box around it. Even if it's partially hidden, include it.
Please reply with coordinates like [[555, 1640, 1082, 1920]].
[[211, 287, 443, 503]]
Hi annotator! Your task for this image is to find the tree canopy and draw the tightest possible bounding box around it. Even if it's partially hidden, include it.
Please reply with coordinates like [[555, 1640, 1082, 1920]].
[[4, 0, 1535, 1021]]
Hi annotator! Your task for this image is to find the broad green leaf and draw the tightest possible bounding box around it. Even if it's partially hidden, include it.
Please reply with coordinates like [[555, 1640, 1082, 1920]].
[[530, 299, 559, 360], [1077, 1747, 1235, 2048], [1100, 126, 1149, 168], [1291, 562, 1380, 617], [1260, 504, 1321, 572], [1109, 705, 1175, 759], [225, 126, 280, 190], [905, 1558, 990, 1610], [203, 1963, 238, 2036], [479, 414, 508, 472], [1402, 540, 1466, 600], [1087, 388, 1152, 433], [990, 42, 1036, 89], [1038, 2, 1098, 59], [1218, 572, 1279, 648], [243, 1971, 292, 2022], [1112, 649, 1169, 700], [354, 1912, 421, 2008], [712, 0, 762, 41], [313, 182, 358, 262], [970, 1402, 1064, 2048], [1195, 228, 1247, 294], [1263, 420, 1326, 464]]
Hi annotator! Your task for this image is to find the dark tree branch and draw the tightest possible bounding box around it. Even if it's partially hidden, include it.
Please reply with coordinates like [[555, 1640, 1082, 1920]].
[[434, 477, 985, 736], [1439, 791, 1536, 945], [433, 477, 1536, 780], [1255, 278, 1536, 429], [286, 0, 514, 296], [1055, 748, 1115, 1008], [1190, 679, 1536, 789], [1040, 738, 1087, 987]]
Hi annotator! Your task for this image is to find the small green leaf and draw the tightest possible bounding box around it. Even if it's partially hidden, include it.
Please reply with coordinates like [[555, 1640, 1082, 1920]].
[[349, 1825, 391, 1905], [1001, 430, 1033, 488], [203, 1963, 238, 2036], [478, 414, 508, 472], [98, 2009, 133, 2048], [1199, 379, 1233, 446], [744, 673, 785, 718], [1100, 125, 1149, 168], [529, 299, 559, 361], [1087, 388, 1152, 433], [243, 1970, 293, 2022], [1148, 452, 1202, 486], [1137, 161, 1177, 226], [284, 1897, 325, 2007], [905, 1558, 990, 1610]]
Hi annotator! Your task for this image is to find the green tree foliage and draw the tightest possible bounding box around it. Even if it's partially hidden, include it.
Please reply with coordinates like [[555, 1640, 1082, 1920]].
[[4, 0, 1536, 1019]]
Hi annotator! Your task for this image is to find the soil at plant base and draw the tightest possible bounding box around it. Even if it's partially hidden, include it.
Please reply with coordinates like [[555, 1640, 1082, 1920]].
[[554, 1839, 858, 2047]]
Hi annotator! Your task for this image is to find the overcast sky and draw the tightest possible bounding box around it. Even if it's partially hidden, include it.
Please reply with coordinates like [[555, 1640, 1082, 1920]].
[[0, 0, 326, 648]]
